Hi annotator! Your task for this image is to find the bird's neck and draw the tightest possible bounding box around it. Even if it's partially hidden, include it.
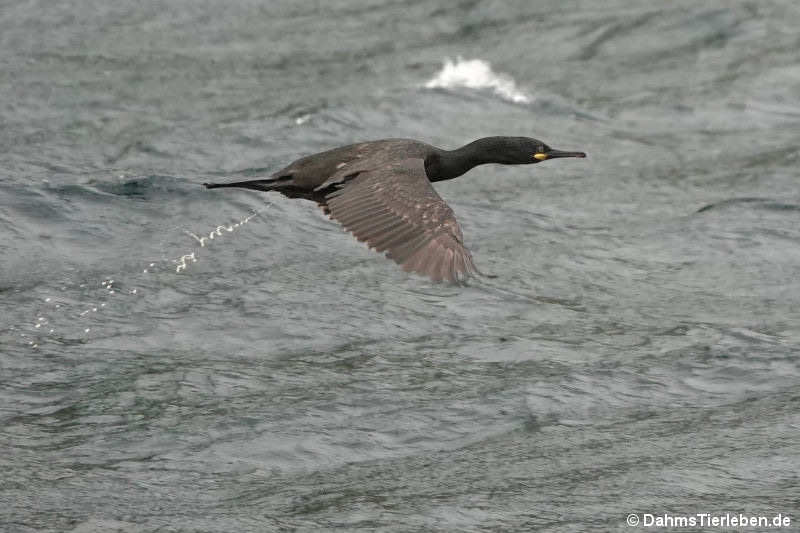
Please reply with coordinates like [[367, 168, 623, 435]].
[[427, 138, 515, 182]]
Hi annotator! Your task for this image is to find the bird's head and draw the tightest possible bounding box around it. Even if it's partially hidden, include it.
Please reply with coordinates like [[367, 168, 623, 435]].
[[433, 136, 587, 181], [504, 137, 587, 165]]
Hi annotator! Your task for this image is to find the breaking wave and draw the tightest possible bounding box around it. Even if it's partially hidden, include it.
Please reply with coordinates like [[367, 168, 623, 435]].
[[424, 57, 532, 104]]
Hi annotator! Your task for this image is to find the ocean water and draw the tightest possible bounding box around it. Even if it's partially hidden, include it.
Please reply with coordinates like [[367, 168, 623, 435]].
[[1, 1, 799, 531]]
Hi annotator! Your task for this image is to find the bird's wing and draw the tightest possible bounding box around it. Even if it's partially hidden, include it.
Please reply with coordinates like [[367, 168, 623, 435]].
[[324, 158, 478, 283]]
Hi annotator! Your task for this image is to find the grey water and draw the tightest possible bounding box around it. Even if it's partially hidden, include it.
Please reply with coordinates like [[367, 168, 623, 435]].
[[1, 1, 799, 531]]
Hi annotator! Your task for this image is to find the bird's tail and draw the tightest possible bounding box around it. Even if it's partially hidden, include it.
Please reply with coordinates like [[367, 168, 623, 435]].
[[203, 177, 290, 192], [204, 176, 325, 202]]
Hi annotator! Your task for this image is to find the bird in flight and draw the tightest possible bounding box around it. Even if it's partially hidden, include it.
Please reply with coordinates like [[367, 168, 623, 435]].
[[205, 136, 585, 283]]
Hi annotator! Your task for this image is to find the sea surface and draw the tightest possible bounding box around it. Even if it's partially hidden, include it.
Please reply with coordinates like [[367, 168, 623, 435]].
[[2, 1, 799, 532]]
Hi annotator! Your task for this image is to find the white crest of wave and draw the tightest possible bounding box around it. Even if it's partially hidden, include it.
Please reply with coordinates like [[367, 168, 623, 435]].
[[424, 57, 532, 104]]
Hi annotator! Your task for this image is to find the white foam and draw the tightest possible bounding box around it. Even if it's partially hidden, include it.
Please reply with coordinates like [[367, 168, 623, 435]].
[[174, 253, 197, 273], [424, 57, 532, 104], [186, 212, 258, 248], [174, 210, 260, 273], [16, 210, 265, 347]]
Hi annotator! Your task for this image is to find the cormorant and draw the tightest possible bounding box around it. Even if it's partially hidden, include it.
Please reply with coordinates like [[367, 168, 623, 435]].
[[205, 137, 586, 282]]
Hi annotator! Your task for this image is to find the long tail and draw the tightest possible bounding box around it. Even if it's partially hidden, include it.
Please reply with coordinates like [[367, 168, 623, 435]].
[[204, 178, 287, 192], [204, 177, 325, 202]]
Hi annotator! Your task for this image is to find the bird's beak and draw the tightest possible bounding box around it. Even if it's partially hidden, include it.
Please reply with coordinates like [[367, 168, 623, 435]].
[[534, 149, 587, 161]]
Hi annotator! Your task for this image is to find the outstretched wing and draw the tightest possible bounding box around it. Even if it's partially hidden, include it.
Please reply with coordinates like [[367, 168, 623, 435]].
[[325, 158, 478, 283]]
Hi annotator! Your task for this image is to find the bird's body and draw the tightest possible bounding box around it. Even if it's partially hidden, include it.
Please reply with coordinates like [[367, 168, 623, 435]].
[[205, 137, 585, 282]]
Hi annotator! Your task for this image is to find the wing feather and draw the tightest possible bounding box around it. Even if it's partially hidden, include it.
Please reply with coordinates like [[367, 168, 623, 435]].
[[325, 158, 477, 282]]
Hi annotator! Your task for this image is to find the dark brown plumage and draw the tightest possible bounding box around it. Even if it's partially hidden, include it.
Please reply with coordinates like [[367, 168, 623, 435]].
[[205, 137, 585, 282]]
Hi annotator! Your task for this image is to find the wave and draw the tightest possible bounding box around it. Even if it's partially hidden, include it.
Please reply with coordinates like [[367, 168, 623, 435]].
[[423, 57, 532, 104], [696, 197, 800, 213]]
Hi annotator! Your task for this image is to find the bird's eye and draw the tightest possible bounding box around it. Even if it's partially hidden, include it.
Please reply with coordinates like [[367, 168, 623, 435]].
[[538, 145, 547, 153]]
